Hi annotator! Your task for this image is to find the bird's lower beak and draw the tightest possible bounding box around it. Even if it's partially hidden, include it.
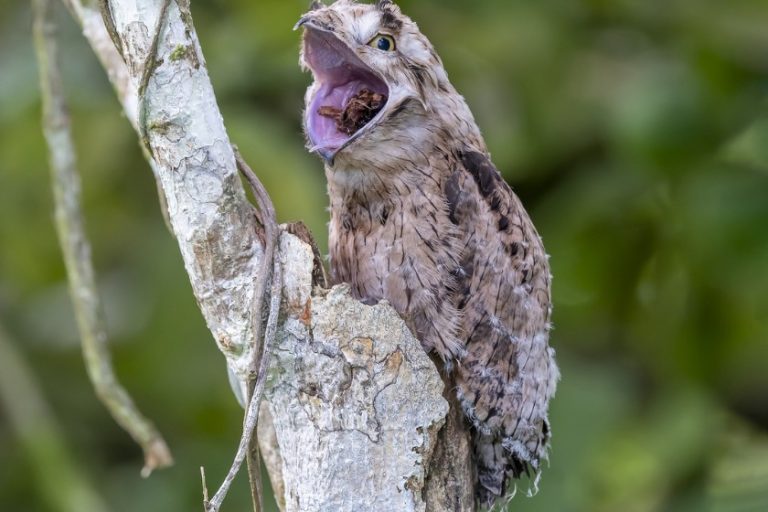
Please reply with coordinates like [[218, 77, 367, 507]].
[[317, 147, 336, 165]]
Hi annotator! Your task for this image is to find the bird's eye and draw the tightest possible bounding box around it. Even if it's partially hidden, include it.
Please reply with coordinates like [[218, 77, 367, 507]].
[[368, 34, 396, 52]]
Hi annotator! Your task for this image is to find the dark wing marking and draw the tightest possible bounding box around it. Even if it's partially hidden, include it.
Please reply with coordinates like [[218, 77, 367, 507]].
[[444, 170, 462, 225], [450, 150, 553, 505], [460, 151, 500, 197]]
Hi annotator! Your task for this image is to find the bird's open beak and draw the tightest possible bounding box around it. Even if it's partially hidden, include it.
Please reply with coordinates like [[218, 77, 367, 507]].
[[299, 20, 390, 163]]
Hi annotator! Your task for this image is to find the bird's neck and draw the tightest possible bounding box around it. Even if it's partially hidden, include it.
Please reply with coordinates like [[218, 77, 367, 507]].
[[325, 94, 486, 201], [325, 136, 442, 205]]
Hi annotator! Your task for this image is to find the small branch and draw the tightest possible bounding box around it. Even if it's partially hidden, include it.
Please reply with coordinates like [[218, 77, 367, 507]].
[[236, 149, 280, 512], [33, 0, 172, 476], [256, 403, 286, 512], [0, 323, 111, 512], [235, 149, 280, 382], [205, 248, 282, 512], [246, 438, 264, 512], [97, 0, 124, 59], [201, 467, 210, 503]]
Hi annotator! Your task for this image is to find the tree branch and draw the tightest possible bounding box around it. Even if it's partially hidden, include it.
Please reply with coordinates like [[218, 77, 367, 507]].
[[34, 0, 172, 477], [237, 150, 281, 512], [64, 0, 266, 416], [58, 1, 476, 510]]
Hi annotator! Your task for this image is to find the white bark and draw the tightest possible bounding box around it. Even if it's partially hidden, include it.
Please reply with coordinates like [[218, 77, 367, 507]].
[[62, 1, 475, 510], [267, 233, 450, 512], [95, 0, 263, 391]]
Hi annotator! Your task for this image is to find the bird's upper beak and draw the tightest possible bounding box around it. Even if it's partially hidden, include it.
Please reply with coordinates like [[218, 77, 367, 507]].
[[293, 15, 311, 31]]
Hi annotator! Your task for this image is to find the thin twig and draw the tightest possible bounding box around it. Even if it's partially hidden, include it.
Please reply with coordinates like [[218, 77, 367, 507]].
[[203, 152, 281, 512], [99, 0, 125, 58], [237, 147, 280, 512], [247, 251, 283, 512], [247, 436, 265, 512], [97, 0, 124, 60], [245, 164, 282, 512], [201, 467, 210, 503], [235, 148, 280, 379], [204, 257, 282, 512], [33, 0, 172, 476]]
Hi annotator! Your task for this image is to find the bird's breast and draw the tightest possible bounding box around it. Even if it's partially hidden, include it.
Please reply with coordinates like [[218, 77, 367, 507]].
[[328, 202, 400, 305], [328, 188, 466, 358]]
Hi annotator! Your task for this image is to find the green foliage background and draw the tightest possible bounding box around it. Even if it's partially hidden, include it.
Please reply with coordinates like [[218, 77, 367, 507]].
[[2, 1, 768, 511]]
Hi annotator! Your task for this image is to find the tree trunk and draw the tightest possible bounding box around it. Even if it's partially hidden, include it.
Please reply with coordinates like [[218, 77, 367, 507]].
[[259, 232, 475, 511]]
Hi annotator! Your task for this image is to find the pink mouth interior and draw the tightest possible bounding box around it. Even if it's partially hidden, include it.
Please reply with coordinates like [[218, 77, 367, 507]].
[[304, 29, 389, 154]]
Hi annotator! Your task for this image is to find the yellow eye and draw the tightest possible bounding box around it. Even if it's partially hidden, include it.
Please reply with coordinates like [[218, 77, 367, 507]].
[[368, 34, 396, 52]]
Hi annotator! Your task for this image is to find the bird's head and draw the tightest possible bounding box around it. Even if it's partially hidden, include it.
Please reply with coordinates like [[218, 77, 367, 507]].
[[297, 0, 453, 164]]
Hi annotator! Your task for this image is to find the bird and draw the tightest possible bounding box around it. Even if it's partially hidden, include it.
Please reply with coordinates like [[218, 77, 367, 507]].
[[297, 0, 559, 507]]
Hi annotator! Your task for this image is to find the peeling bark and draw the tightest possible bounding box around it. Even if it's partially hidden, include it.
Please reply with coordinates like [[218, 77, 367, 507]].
[[265, 233, 461, 512]]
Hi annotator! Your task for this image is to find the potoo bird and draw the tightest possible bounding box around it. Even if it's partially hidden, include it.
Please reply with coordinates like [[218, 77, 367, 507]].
[[297, 0, 559, 506]]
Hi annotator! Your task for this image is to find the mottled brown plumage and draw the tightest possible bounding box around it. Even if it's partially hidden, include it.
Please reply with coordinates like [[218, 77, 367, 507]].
[[298, 1, 559, 507]]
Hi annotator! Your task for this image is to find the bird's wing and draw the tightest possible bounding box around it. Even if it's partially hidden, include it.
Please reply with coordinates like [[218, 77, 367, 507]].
[[445, 150, 558, 502]]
